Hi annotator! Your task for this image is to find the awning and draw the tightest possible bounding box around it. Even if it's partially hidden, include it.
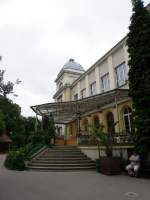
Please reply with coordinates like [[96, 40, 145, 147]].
[[31, 89, 130, 124]]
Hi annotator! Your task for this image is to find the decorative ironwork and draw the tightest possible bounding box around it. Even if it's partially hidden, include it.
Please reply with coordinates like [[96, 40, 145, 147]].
[[77, 133, 132, 146]]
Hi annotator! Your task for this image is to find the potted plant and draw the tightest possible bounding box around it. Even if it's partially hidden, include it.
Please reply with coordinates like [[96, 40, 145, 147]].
[[94, 125, 121, 175]]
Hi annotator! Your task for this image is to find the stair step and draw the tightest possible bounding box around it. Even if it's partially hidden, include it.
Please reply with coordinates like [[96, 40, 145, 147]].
[[40, 155, 87, 158], [42, 151, 84, 156], [27, 147, 95, 171], [42, 153, 85, 156], [28, 166, 96, 171], [28, 163, 95, 167], [45, 151, 82, 154], [49, 148, 78, 150], [31, 160, 94, 164], [37, 157, 90, 161], [45, 149, 80, 152]]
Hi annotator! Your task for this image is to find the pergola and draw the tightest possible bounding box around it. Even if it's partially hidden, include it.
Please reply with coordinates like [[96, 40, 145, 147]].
[[31, 89, 130, 126]]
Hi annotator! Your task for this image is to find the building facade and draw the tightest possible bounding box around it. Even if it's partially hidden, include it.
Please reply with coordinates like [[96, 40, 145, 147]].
[[31, 3, 150, 159], [53, 36, 133, 147]]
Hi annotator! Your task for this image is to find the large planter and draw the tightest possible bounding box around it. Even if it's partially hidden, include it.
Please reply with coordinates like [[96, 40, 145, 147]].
[[99, 157, 121, 175], [96, 159, 101, 172]]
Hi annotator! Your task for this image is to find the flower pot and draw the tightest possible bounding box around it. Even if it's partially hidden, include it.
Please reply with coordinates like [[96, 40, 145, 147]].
[[100, 157, 121, 175]]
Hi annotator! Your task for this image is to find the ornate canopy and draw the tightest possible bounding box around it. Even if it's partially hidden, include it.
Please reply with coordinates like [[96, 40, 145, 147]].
[[31, 89, 130, 124]]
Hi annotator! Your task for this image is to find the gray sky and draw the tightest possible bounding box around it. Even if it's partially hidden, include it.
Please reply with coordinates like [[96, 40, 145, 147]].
[[0, 0, 149, 117]]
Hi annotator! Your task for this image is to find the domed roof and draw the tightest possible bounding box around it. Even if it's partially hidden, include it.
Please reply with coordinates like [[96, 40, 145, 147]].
[[62, 58, 84, 71]]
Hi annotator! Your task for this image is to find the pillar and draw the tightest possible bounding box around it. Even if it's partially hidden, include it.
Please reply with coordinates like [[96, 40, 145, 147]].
[[85, 75, 89, 97], [95, 66, 100, 94], [77, 81, 81, 99], [107, 55, 116, 90]]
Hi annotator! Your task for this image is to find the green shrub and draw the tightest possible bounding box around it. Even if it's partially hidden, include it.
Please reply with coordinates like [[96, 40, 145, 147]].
[[43, 133, 52, 147], [4, 150, 26, 171], [30, 131, 45, 145]]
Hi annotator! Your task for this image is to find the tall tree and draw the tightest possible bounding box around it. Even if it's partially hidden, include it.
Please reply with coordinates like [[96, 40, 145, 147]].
[[0, 70, 21, 98], [127, 0, 150, 154], [0, 96, 21, 133], [0, 110, 5, 135]]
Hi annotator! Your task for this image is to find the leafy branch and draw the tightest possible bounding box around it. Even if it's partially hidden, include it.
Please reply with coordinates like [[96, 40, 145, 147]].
[[0, 70, 21, 98]]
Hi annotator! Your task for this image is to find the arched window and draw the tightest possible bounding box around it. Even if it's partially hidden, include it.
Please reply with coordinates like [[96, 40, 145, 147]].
[[93, 116, 100, 128], [106, 112, 115, 133], [123, 107, 132, 133], [83, 118, 89, 132]]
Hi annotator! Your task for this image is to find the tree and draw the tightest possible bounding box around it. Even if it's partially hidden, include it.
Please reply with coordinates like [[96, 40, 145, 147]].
[[0, 110, 5, 135], [0, 70, 21, 98], [0, 95, 21, 133], [127, 0, 150, 154], [42, 115, 56, 146]]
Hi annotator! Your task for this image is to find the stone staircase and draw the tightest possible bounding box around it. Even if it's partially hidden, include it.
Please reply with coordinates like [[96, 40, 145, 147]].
[[27, 146, 96, 171]]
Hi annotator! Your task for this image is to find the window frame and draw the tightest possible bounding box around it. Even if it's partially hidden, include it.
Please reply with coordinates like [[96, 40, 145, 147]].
[[89, 81, 96, 96], [101, 73, 110, 92], [115, 62, 127, 87], [123, 107, 132, 133], [80, 88, 86, 99]]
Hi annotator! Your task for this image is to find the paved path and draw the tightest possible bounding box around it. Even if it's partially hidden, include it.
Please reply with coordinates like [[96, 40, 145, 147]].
[[0, 154, 150, 200]]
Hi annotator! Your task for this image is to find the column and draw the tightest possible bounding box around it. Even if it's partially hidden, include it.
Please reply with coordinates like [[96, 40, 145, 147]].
[[77, 81, 81, 99], [98, 112, 102, 125], [95, 66, 100, 94], [113, 108, 119, 133], [85, 75, 89, 97], [123, 43, 129, 70], [87, 116, 92, 135], [123, 43, 129, 84], [107, 55, 116, 89]]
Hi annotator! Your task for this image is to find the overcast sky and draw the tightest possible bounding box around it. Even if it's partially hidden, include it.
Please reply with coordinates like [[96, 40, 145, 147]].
[[0, 0, 149, 117]]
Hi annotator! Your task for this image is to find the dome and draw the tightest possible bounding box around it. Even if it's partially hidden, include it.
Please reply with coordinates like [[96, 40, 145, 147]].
[[62, 58, 84, 71]]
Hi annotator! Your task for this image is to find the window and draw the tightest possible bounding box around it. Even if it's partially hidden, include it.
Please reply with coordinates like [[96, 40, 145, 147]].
[[115, 62, 127, 87], [81, 88, 86, 99], [101, 73, 110, 92], [123, 107, 132, 133], [74, 93, 78, 100], [89, 82, 96, 96]]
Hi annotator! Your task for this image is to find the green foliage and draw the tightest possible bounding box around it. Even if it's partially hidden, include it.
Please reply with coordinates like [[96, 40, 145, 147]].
[[127, 0, 150, 154], [42, 115, 56, 146], [0, 110, 5, 135], [30, 130, 45, 145], [0, 95, 37, 146], [4, 149, 26, 170], [24, 117, 36, 134], [0, 95, 21, 133], [29, 129, 54, 147], [92, 125, 113, 158], [43, 115, 56, 138], [0, 70, 21, 97]]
